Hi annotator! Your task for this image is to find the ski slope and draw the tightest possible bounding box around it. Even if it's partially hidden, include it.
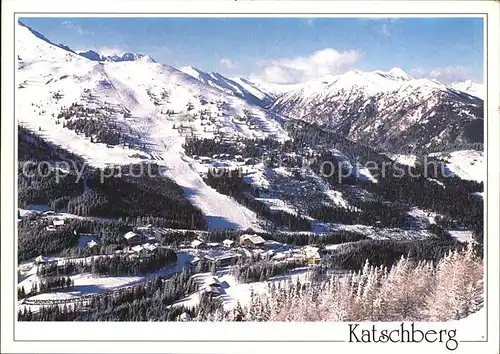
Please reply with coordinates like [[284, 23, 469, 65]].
[[442, 150, 485, 183]]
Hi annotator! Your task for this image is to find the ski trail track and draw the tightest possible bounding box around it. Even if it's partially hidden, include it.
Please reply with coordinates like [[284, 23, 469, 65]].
[[104, 72, 263, 232], [152, 132, 262, 232]]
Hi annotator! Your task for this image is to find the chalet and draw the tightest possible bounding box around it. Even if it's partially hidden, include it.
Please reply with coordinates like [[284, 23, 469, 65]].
[[303, 246, 322, 265], [46, 225, 56, 232], [123, 231, 143, 245], [204, 254, 240, 268], [191, 239, 206, 249], [131, 245, 148, 255], [222, 239, 235, 248], [206, 242, 221, 248], [239, 234, 266, 248], [143, 243, 159, 252], [131, 245, 142, 252]]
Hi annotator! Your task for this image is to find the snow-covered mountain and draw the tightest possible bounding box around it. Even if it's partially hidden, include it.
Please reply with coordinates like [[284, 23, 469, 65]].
[[179, 66, 293, 107], [270, 68, 484, 151], [449, 80, 484, 100], [16, 20, 484, 231], [16, 21, 289, 230]]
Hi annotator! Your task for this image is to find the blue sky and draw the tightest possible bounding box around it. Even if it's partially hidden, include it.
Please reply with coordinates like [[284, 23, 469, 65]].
[[19, 17, 484, 84]]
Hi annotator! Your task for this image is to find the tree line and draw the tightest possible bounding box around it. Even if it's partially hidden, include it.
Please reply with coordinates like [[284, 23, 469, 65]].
[[36, 249, 177, 277]]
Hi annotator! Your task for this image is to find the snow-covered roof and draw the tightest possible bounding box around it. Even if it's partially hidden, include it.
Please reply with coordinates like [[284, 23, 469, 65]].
[[191, 239, 205, 247], [303, 246, 321, 259], [143, 243, 158, 251], [250, 236, 266, 244], [223, 239, 235, 246], [124, 231, 139, 240]]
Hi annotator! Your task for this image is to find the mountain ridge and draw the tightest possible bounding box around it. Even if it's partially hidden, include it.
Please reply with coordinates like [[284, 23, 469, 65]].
[[270, 68, 484, 151]]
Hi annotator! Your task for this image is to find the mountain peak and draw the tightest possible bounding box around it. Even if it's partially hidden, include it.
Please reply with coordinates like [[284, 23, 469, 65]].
[[107, 52, 156, 63], [374, 67, 413, 81], [388, 67, 413, 79]]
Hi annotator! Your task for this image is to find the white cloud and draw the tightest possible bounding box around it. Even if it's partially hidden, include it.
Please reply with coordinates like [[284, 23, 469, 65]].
[[220, 58, 236, 69], [61, 20, 93, 35], [256, 48, 362, 84]]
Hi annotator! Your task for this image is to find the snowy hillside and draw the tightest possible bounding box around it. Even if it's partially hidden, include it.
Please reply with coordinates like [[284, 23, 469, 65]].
[[433, 150, 485, 183], [271, 67, 484, 151], [449, 80, 485, 100], [16, 21, 289, 230]]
